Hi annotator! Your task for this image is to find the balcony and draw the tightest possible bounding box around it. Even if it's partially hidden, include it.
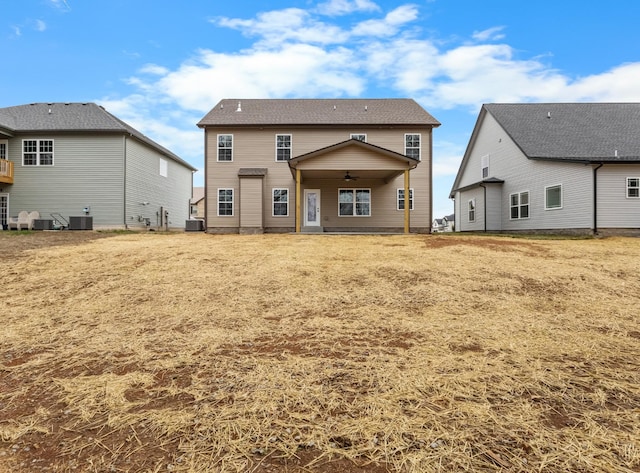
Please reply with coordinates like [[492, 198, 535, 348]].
[[0, 159, 13, 184]]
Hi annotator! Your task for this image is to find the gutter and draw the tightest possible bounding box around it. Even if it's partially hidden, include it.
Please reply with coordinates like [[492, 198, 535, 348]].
[[593, 163, 603, 234]]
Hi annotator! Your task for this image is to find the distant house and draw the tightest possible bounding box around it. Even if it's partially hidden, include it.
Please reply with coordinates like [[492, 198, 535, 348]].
[[449, 103, 640, 235], [432, 214, 454, 233], [191, 186, 205, 219], [197, 99, 440, 234], [0, 103, 196, 230], [431, 218, 445, 233]]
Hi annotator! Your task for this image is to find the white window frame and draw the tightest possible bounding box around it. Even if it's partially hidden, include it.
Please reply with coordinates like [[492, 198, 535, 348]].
[[272, 188, 289, 217], [468, 199, 476, 222], [159, 158, 168, 177], [0, 140, 7, 160], [217, 188, 234, 216], [275, 134, 292, 162], [510, 191, 530, 220], [338, 188, 371, 217], [481, 154, 490, 179], [217, 134, 233, 162], [545, 184, 563, 210], [350, 133, 367, 142], [405, 134, 421, 160], [626, 177, 640, 198], [22, 139, 54, 166], [397, 188, 414, 211]]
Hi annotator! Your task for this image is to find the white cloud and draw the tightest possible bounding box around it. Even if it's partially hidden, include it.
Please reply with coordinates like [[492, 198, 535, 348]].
[[316, 0, 381, 16], [48, 0, 71, 11], [35, 20, 47, 32], [352, 5, 419, 37], [472, 26, 505, 42]]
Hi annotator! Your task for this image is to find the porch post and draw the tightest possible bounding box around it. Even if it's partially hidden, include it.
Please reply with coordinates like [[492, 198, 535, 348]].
[[404, 169, 410, 234], [295, 168, 301, 233]]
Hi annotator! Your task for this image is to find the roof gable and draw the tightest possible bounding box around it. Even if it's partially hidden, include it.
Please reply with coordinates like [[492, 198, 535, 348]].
[[197, 98, 440, 127], [0, 103, 196, 171], [485, 103, 640, 162]]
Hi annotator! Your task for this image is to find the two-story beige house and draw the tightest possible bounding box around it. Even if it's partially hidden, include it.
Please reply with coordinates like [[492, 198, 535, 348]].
[[197, 99, 440, 234]]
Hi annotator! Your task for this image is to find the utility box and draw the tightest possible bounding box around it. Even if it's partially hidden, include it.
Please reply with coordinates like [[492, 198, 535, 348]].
[[185, 219, 204, 232], [69, 216, 93, 230], [33, 219, 54, 230]]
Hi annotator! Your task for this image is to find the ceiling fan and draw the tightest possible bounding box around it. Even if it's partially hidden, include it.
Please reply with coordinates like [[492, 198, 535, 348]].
[[344, 171, 359, 181]]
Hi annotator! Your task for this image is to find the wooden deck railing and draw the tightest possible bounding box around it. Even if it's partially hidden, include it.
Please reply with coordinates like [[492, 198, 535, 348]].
[[0, 159, 13, 184]]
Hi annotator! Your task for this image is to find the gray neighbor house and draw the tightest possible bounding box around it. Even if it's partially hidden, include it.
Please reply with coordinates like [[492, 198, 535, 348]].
[[450, 103, 640, 235], [0, 103, 196, 230]]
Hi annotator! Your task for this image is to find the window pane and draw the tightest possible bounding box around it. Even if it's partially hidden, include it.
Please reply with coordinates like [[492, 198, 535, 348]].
[[520, 192, 529, 205], [546, 186, 561, 208], [521, 206, 529, 218], [510, 194, 518, 206]]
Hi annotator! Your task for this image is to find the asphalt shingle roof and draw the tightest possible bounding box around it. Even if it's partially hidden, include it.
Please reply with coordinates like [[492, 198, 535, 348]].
[[485, 103, 640, 162], [0, 103, 196, 170], [197, 99, 441, 127]]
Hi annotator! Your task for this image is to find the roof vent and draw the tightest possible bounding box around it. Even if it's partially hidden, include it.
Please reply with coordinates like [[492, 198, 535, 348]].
[[615, 149, 618, 158], [220, 103, 224, 109], [547, 111, 551, 119], [236, 101, 242, 112], [333, 105, 337, 110], [365, 105, 368, 111]]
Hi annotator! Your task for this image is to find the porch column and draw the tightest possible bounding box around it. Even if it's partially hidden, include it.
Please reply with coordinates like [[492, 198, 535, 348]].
[[404, 169, 410, 234], [295, 168, 301, 233]]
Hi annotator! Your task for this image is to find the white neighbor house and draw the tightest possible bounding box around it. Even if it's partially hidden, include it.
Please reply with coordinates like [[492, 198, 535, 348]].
[[450, 103, 640, 235]]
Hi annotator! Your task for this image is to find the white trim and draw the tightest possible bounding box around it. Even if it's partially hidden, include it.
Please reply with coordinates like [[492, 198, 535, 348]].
[[396, 188, 414, 211], [0, 140, 7, 160], [338, 188, 371, 217], [481, 154, 490, 179], [217, 134, 233, 162], [545, 184, 563, 210], [509, 190, 530, 220], [467, 198, 475, 222], [626, 177, 640, 198], [217, 188, 234, 216], [275, 134, 292, 162], [22, 138, 54, 166], [404, 133, 421, 160], [272, 188, 289, 217]]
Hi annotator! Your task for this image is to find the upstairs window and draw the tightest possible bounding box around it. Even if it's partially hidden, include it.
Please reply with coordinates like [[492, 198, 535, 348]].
[[350, 133, 366, 142], [0, 140, 6, 160], [217, 134, 233, 161], [627, 178, 639, 198], [397, 188, 414, 210], [510, 191, 529, 219], [339, 189, 370, 216], [481, 154, 490, 179], [545, 184, 562, 210], [405, 134, 421, 160], [468, 199, 475, 222], [159, 158, 168, 177], [23, 139, 54, 166], [276, 134, 291, 161]]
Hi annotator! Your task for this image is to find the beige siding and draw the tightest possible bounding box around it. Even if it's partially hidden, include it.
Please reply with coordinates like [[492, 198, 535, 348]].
[[205, 125, 433, 232], [239, 177, 264, 231]]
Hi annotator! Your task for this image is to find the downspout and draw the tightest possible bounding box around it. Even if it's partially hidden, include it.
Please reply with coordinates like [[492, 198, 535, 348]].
[[479, 183, 487, 232], [593, 163, 603, 234], [123, 135, 128, 229]]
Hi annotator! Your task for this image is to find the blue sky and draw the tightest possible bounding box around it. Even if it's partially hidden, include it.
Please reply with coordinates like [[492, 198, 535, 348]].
[[4, 0, 640, 219]]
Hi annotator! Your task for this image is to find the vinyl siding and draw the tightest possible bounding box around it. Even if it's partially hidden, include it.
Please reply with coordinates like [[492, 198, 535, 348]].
[[239, 177, 263, 230], [5, 134, 125, 227], [458, 113, 593, 231], [205, 126, 433, 232], [597, 165, 640, 228], [125, 138, 192, 230]]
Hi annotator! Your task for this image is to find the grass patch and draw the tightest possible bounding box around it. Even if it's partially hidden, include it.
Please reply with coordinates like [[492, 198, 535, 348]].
[[1, 232, 639, 472]]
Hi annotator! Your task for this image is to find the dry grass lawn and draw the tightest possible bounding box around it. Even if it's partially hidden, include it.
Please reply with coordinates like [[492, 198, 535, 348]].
[[0, 231, 639, 473]]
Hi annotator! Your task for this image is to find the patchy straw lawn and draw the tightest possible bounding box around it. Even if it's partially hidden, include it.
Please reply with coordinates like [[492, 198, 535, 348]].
[[0, 231, 639, 473]]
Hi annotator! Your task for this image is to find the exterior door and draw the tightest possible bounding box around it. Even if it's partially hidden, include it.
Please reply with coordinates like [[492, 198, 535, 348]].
[[0, 194, 7, 229], [304, 189, 321, 226]]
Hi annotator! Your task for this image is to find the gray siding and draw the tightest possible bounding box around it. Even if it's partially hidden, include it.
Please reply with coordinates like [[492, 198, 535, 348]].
[[125, 138, 192, 230], [5, 134, 125, 227], [457, 113, 593, 231], [597, 165, 640, 228], [206, 126, 433, 232]]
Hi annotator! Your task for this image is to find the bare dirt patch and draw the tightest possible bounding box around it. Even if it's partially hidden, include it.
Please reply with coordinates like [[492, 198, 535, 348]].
[[1, 232, 639, 472]]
